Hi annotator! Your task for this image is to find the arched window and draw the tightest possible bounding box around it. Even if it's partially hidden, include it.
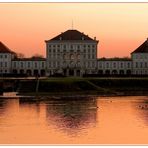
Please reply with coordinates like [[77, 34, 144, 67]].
[[77, 54, 80, 59], [63, 54, 67, 59], [70, 54, 74, 60]]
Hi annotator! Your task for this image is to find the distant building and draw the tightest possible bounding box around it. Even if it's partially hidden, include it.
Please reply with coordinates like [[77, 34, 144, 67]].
[[0, 42, 16, 75], [0, 29, 148, 77], [97, 58, 132, 75], [12, 57, 46, 76], [45, 29, 98, 76], [131, 38, 148, 75]]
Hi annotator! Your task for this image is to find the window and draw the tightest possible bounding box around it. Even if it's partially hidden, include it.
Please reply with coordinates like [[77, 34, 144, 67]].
[[21, 62, 23, 68], [77, 45, 80, 49], [145, 62, 147, 68], [70, 54, 74, 60], [57, 61, 60, 67], [106, 63, 109, 68], [48, 62, 51, 67], [92, 54, 95, 59], [35, 62, 37, 68], [5, 62, 7, 67], [77, 54, 80, 59], [99, 63, 102, 68], [63, 45, 66, 49], [5, 55, 7, 58], [140, 62, 143, 68], [42, 62, 44, 68], [14, 62, 16, 68], [28, 62, 30, 68], [92, 61, 95, 67], [77, 62, 80, 67], [88, 62, 90, 67], [120, 63, 123, 68], [83, 62, 86, 67], [127, 62, 130, 68], [135, 62, 138, 68], [57, 54, 60, 58], [113, 62, 116, 68], [63, 54, 67, 59], [53, 62, 56, 67], [0, 62, 2, 67]]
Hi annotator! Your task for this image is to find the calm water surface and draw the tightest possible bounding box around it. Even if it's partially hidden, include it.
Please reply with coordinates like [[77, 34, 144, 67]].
[[0, 96, 148, 144]]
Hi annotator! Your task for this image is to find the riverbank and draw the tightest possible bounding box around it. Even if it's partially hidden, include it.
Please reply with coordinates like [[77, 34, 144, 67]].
[[1, 77, 148, 97], [17, 77, 148, 96]]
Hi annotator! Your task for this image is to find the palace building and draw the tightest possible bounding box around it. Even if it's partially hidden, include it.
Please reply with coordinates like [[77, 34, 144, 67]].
[[45, 29, 98, 76], [0, 29, 148, 77]]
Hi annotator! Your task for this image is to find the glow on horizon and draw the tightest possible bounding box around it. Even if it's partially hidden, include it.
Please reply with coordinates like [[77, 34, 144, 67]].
[[0, 3, 148, 58]]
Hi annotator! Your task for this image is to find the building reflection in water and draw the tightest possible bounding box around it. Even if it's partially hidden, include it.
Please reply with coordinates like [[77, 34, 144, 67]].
[[18, 96, 98, 137], [45, 97, 98, 136], [0, 99, 8, 116], [19, 97, 41, 115]]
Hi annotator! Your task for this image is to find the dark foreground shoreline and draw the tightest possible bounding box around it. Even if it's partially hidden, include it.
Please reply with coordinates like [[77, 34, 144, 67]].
[[1, 77, 148, 98]]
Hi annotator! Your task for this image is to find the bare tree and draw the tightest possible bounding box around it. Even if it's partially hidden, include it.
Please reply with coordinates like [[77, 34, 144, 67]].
[[17, 53, 25, 58]]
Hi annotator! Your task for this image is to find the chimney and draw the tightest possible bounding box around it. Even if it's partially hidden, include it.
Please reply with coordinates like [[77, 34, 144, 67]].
[[82, 36, 84, 40], [94, 37, 96, 40], [60, 37, 62, 40]]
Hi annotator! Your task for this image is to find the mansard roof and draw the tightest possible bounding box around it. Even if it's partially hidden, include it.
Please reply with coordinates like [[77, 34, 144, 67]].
[[0, 41, 15, 53], [45, 29, 98, 42], [132, 39, 148, 54]]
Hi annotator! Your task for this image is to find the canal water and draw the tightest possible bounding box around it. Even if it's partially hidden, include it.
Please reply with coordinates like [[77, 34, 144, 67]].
[[0, 96, 148, 144]]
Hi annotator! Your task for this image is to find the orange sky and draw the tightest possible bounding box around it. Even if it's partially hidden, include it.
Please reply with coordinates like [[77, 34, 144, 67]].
[[0, 3, 148, 58]]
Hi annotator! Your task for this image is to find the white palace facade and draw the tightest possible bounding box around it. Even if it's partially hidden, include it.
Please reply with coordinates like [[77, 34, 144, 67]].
[[0, 29, 148, 77]]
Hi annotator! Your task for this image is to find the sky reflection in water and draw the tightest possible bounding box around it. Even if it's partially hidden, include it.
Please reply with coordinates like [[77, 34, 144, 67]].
[[0, 96, 148, 144]]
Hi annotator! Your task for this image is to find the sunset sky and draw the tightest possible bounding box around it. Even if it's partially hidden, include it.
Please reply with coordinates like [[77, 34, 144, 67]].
[[0, 3, 148, 58]]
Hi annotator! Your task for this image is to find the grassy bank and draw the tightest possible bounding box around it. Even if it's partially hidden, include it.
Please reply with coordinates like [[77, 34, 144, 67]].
[[15, 77, 148, 96], [17, 78, 115, 96]]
